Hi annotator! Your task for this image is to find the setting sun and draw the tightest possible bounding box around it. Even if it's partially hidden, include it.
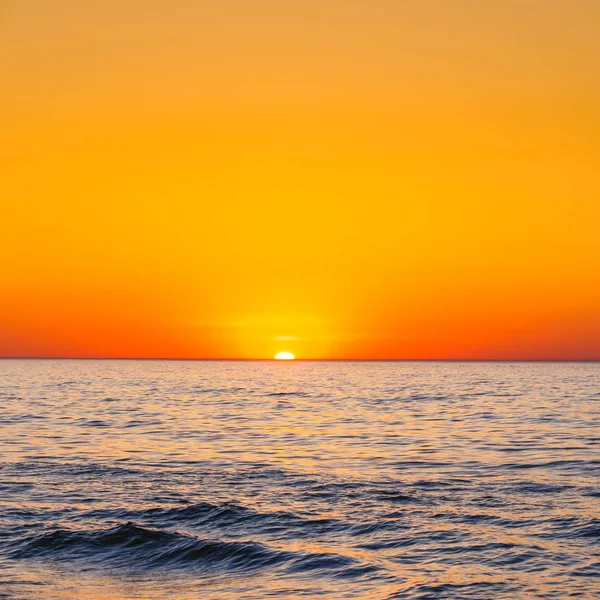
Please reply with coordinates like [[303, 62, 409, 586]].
[[274, 352, 295, 361]]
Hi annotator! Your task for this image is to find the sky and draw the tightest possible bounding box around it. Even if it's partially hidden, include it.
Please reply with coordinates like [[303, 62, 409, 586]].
[[1, 0, 599, 360]]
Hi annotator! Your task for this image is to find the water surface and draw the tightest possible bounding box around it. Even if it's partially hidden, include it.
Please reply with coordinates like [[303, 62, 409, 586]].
[[1, 360, 599, 598]]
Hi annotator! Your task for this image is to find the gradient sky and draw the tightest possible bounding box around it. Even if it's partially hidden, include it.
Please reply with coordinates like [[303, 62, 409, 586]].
[[1, 0, 599, 359]]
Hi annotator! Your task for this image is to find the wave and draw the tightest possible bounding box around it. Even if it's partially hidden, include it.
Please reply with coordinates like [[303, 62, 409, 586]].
[[189, 386, 248, 396], [7, 522, 377, 578], [264, 391, 312, 397], [9, 522, 285, 573], [76, 501, 346, 540], [388, 581, 516, 599]]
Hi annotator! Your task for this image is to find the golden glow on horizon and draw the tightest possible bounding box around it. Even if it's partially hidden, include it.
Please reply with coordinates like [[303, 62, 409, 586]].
[[0, 1, 599, 360], [274, 352, 296, 361]]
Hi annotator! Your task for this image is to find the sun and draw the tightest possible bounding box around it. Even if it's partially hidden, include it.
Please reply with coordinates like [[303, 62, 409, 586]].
[[274, 352, 295, 360]]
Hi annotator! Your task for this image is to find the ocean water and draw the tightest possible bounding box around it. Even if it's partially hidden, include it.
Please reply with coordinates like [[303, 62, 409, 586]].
[[1, 360, 599, 599]]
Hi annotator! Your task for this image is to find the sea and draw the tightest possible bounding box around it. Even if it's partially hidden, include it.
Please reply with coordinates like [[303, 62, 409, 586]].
[[1, 359, 599, 599]]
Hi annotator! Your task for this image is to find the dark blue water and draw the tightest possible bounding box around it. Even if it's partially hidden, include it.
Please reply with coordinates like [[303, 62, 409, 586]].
[[1, 360, 599, 598]]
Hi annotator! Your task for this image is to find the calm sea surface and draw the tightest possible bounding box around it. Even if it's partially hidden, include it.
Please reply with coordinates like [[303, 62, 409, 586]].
[[1, 360, 599, 599]]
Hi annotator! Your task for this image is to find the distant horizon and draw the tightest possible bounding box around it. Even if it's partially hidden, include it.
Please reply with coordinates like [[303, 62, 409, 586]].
[[2, 356, 599, 363]]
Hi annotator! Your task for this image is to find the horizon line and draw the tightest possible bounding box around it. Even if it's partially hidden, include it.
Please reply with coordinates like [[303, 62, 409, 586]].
[[1, 357, 599, 363]]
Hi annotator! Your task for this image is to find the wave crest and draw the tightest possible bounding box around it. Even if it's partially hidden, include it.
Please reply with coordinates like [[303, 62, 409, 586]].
[[8, 522, 376, 578]]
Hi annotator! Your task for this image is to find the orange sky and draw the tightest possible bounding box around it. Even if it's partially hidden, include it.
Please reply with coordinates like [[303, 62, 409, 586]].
[[1, 0, 599, 360]]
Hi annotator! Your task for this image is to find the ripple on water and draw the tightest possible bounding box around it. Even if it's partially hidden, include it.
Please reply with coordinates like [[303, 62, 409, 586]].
[[0, 360, 599, 599]]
